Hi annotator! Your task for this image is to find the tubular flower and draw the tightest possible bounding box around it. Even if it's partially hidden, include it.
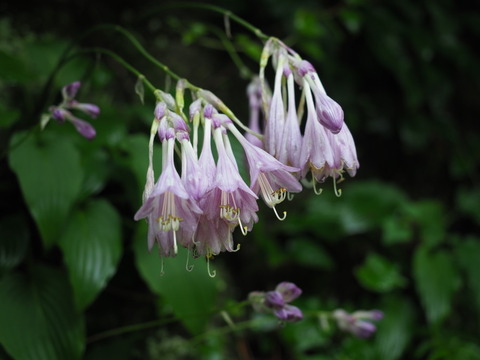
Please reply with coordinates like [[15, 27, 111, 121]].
[[134, 136, 202, 256], [227, 123, 302, 219], [248, 281, 303, 323], [48, 81, 100, 139], [332, 309, 384, 338], [200, 126, 259, 235], [245, 77, 265, 148]]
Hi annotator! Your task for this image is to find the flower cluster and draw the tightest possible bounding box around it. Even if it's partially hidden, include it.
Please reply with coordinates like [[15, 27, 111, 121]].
[[332, 309, 384, 338], [134, 38, 358, 264], [248, 282, 303, 323], [256, 38, 359, 194], [47, 81, 100, 139]]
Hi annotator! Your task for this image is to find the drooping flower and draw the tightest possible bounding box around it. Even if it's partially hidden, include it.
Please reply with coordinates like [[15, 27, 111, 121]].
[[48, 81, 100, 139], [278, 66, 303, 170], [245, 77, 265, 148], [248, 281, 303, 323], [227, 123, 302, 219], [200, 125, 259, 233], [296, 60, 344, 134], [332, 309, 384, 338], [134, 135, 202, 256]]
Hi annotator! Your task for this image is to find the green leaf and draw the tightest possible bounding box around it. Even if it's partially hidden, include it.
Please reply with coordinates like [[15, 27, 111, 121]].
[[0, 265, 85, 360], [0, 215, 29, 273], [58, 200, 122, 310], [133, 223, 221, 335], [413, 246, 461, 323], [454, 236, 480, 317], [8, 132, 83, 248], [375, 296, 415, 360], [287, 237, 334, 270], [355, 253, 407, 293]]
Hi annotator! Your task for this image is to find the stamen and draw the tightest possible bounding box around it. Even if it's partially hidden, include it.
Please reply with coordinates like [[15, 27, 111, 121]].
[[186, 249, 194, 272], [313, 178, 323, 195], [239, 223, 248, 236], [333, 176, 342, 197], [258, 174, 287, 207], [219, 191, 241, 222], [206, 255, 217, 278], [287, 192, 295, 201], [231, 243, 241, 252], [272, 206, 287, 221]]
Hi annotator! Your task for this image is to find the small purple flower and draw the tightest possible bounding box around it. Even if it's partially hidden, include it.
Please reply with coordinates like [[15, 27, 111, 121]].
[[48, 81, 99, 139], [248, 281, 303, 323], [332, 309, 383, 339]]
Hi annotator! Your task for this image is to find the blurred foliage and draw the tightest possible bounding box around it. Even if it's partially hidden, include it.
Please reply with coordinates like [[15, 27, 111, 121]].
[[1, 0, 480, 359]]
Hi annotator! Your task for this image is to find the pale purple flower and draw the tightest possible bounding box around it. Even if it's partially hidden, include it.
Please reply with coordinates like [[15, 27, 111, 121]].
[[200, 126, 259, 236], [296, 60, 344, 134], [263, 54, 287, 158], [48, 81, 99, 139], [278, 70, 303, 170], [248, 281, 303, 323], [332, 309, 383, 338], [50, 107, 96, 139], [245, 77, 265, 148], [227, 124, 301, 219], [134, 137, 202, 256], [299, 79, 335, 181]]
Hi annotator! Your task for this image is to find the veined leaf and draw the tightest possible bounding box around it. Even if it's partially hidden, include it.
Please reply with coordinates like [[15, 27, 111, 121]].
[[8, 132, 83, 248], [58, 200, 122, 310], [0, 265, 85, 360]]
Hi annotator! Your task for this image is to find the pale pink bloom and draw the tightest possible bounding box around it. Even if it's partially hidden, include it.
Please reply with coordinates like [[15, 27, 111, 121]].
[[134, 137, 202, 256]]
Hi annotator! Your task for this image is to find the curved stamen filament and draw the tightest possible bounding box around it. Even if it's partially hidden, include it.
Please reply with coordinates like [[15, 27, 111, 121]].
[[186, 249, 194, 272], [206, 254, 217, 278], [272, 206, 287, 221], [258, 173, 287, 207], [333, 175, 343, 197], [313, 178, 323, 195], [287, 192, 295, 201]]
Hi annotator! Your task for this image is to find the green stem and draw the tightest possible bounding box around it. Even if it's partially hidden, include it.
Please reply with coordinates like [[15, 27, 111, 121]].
[[68, 48, 156, 93], [170, 2, 269, 41]]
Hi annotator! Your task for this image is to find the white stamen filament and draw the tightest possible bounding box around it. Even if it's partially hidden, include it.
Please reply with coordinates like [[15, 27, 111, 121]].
[[257, 173, 287, 220], [219, 191, 249, 235], [158, 191, 183, 254]]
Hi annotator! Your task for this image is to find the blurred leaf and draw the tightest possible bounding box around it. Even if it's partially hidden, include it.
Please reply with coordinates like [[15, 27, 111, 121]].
[[0, 104, 20, 128], [413, 246, 461, 324], [0, 50, 31, 82], [382, 213, 413, 245], [133, 223, 222, 335], [235, 34, 262, 62], [0, 215, 29, 273], [454, 236, 480, 317], [375, 296, 415, 360], [8, 132, 84, 248], [287, 237, 334, 270], [0, 265, 85, 360], [406, 200, 446, 247], [456, 187, 480, 223], [355, 253, 407, 293], [58, 200, 122, 310]]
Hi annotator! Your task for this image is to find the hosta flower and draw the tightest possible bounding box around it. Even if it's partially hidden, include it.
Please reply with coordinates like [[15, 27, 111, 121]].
[[134, 136, 202, 256], [227, 123, 302, 219], [246, 77, 265, 148], [201, 126, 259, 233], [278, 67, 303, 170], [48, 81, 100, 139], [296, 60, 344, 134], [332, 309, 384, 338], [248, 281, 303, 323]]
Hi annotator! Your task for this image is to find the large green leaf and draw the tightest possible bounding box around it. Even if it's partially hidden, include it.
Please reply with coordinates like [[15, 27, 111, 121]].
[[375, 296, 415, 360], [454, 236, 480, 317], [0, 215, 29, 273], [0, 265, 85, 360], [413, 246, 461, 324], [58, 200, 122, 310], [133, 223, 221, 335], [8, 132, 83, 248]]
